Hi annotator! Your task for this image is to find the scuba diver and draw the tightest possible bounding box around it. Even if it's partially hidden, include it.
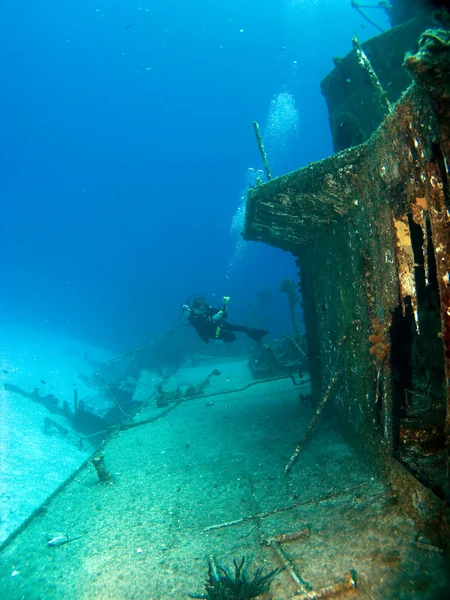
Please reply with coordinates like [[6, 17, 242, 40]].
[[182, 296, 268, 344]]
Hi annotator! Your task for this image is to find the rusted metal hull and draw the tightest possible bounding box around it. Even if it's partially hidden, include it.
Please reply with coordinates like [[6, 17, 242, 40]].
[[243, 26, 450, 524]]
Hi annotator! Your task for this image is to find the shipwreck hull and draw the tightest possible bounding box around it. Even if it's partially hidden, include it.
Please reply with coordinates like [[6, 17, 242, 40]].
[[243, 23, 450, 529]]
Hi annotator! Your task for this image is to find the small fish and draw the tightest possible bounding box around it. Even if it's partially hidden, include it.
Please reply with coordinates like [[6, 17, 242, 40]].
[[125, 23, 134, 29], [2, 369, 8, 374], [280, 46, 287, 52], [47, 534, 82, 547]]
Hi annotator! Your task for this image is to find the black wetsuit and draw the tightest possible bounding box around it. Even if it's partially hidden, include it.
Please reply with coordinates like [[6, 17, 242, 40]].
[[188, 306, 263, 344]]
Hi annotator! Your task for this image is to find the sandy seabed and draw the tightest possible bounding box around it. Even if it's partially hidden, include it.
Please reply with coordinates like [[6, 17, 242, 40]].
[[0, 322, 112, 544], [0, 332, 449, 599]]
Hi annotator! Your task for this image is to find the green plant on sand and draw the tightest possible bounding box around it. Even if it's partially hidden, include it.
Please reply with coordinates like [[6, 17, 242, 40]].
[[189, 557, 280, 600]]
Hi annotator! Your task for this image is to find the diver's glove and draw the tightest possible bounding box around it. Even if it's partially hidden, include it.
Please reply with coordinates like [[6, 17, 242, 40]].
[[223, 296, 231, 305], [181, 304, 191, 312], [211, 310, 226, 322]]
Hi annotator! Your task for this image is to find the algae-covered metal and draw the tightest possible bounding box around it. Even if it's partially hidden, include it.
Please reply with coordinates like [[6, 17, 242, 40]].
[[321, 17, 431, 152], [243, 19, 450, 512]]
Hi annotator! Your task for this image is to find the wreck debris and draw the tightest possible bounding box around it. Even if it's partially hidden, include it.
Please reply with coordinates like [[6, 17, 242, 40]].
[[282, 333, 306, 359], [264, 529, 356, 598], [184, 369, 222, 398], [98, 348, 140, 417], [91, 454, 113, 483], [290, 571, 357, 600], [47, 533, 83, 547], [4, 382, 109, 444], [204, 482, 370, 532], [413, 535, 444, 553], [249, 336, 307, 378], [352, 36, 391, 115], [264, 527, 310, 545], [284, 369, 340, 474], [252, 120, 271, 181], [156, 383, 170, 407], [43, 417, 69, 437], [122, 373, 304, 431], [350, 0, 386, 33], [266, 535, 312, 592]]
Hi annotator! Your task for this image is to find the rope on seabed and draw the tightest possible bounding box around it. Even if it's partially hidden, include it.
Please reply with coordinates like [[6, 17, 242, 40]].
[[284, 370, 340, 474], [98, 348, 141, 417], [281, 332, 306, 357], [120, 373, 310, 430], [284, 333, 349, 474], [204, 482, 372, 532]]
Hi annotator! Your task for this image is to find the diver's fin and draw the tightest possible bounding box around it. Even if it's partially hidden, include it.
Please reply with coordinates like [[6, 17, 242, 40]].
[[246, 327, 269, 341]]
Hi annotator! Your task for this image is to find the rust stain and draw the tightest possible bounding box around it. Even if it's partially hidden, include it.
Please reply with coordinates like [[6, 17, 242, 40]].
[[394, 217, 412, 248], [415, 197, 428, 210], [393, 215, 418, 325]]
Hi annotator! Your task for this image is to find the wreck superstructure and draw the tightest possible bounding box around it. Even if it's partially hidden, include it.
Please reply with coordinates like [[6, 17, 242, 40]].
[[243, 8, 450, 535]]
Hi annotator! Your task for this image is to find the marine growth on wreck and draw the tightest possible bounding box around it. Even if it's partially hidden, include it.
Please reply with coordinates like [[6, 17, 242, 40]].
[[1, 1, 450, 599]]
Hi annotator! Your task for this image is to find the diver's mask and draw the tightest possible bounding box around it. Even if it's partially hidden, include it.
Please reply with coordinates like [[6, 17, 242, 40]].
[[191, 304, 207, 316]]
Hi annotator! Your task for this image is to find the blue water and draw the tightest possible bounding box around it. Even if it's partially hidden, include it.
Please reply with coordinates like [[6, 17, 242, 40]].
[[0, 0, 386, 350]]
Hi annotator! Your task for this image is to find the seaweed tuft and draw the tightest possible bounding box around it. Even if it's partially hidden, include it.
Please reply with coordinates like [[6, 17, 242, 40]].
[[189, 556, 280, 600]]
